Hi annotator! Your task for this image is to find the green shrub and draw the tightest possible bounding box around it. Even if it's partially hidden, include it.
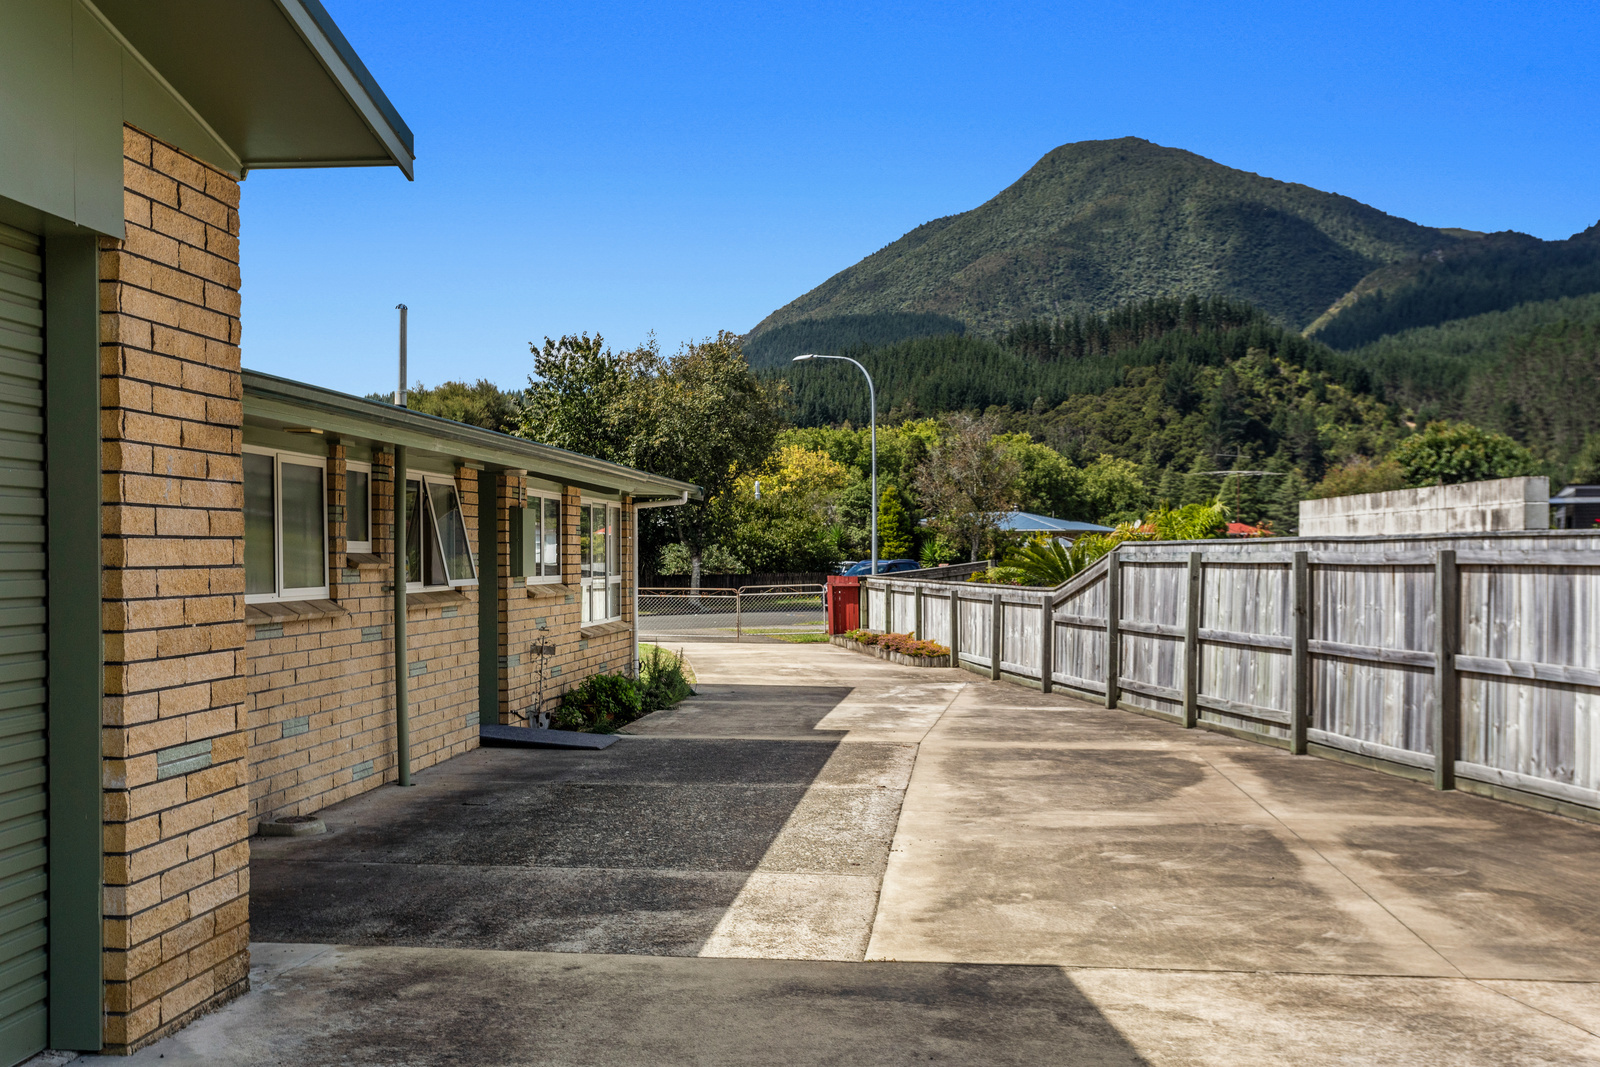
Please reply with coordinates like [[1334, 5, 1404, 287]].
[[639, 645, 695, 712], [553, 673, 644, 733], [1389, 420, 1539, 486]]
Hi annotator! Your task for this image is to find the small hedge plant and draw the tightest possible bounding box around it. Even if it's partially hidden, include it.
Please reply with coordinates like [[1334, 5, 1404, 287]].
[[842, 630, 949, 658], [553, 647, 697, 733]]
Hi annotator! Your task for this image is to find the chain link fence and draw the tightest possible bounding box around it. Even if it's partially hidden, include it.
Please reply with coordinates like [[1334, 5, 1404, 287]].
[[637, 584, 825, 640]]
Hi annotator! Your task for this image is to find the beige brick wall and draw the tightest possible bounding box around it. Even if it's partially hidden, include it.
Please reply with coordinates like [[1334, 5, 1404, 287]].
[[100, 125, 250, 1052], [95, 122, 649, 1058], [495, 475, 635, 724], [246, 460, 480, 822]]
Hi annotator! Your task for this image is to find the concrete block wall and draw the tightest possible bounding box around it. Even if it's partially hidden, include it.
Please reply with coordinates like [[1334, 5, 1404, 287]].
[[1299, 476, 1551, 537], [245, 459, 480, 824], [99, 126, 251, 1052]]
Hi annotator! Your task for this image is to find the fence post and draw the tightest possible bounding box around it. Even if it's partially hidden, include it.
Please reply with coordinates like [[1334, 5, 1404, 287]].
[[1183, 551, 1201, 728], [1433, 549, 1459, 791], [950, 590, 961, 667], [1105, 550, 1121, 708], [884, 582, 893, 634], [990, 591, 1003, 680], [1291, 551, 1309, 755], [1039, 592, 1053, 693], [914, 584, 923, 640], [735, 587, 743, 641]]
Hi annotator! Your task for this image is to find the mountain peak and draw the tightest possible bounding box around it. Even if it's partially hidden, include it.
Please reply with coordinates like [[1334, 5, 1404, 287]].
[[749, 140, 1453, 338]]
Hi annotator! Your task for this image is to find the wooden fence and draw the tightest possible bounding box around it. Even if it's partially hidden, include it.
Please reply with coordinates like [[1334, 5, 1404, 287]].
[[864, 531, 1600, 817]]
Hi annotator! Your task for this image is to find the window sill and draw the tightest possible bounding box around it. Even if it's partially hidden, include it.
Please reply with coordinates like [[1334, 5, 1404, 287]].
[[579, 619, 631, 639], [408, 589, 469, 609], [246, 599, 348, 624], [346, 552, 384, 566], [525, 583, 578, 601]]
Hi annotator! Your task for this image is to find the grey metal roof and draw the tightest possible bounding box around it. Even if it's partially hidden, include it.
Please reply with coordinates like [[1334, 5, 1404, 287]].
[[996, 510, 1114, 534], [243, 369, 702, 501]]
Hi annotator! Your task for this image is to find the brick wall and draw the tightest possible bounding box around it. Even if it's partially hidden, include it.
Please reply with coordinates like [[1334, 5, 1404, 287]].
[[495, 474, 634, 724], [99, 125, 250, 1052], [246, 461, 480, 823]]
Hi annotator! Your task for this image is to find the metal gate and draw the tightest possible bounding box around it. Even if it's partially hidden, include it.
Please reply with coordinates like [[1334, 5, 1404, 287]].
[[0, 223, 49, 1065], [638, 584, 825, 640]]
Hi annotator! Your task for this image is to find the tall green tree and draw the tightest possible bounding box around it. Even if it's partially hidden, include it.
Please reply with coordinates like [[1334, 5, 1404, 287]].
[[877, 484, 914, 558], [517, 331, 781, 594]]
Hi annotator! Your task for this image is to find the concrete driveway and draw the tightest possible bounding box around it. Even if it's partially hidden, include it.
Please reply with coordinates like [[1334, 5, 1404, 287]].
[[82, 641, 1600, 1066]]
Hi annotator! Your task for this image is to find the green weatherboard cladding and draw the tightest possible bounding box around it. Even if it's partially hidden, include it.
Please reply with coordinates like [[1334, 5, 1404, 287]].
[[0, 223, 48, 1066]]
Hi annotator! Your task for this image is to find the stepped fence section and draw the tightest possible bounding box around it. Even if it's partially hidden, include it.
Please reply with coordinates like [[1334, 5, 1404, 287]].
[[863, 532, 1600, 818]]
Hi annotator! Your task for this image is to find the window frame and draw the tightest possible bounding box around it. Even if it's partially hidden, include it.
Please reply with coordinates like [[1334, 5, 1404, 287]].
[[521, 490, 564, 586], [344, 459, 373, 555], [403, 471, 479, 592], [244, 445, 331, 604], [579, 498, 624, 624]]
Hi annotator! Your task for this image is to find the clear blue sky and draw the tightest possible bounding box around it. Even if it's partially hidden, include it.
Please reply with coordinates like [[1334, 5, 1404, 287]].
[[241, 0, 1600, 396]]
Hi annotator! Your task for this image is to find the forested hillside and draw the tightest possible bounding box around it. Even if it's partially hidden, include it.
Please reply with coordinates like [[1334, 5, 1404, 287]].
[[749, 137, 1454, 338], [1307, 223, 1600, 349], [766, 295, 1404, 528], [743, 312, 965, 367]]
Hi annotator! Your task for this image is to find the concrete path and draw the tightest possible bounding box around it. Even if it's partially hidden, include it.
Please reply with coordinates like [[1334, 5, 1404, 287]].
[[76, 641, 1600, 1065]]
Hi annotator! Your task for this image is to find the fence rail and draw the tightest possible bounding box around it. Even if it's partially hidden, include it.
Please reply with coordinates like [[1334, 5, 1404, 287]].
[[638, 585, 825, 640], [864, 531, 1600, 816]]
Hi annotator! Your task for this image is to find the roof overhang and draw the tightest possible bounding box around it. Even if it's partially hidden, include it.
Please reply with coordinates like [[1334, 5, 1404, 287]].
[[243, 370, 703, 502], [93, 0, 415, 178]]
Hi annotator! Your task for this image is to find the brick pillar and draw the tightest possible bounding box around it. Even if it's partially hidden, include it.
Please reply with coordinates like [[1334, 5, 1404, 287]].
[[326, 441, 347, 597], [99, 125, 250, 1052]]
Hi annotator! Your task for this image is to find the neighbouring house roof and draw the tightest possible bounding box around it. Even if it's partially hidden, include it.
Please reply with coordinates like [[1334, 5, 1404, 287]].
[[243, 369, 702, 502], [94, 0, 416, 177], [995, 510, 1114, 534]]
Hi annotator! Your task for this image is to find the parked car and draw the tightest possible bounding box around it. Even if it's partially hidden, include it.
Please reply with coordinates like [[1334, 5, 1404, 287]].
[[841, 558, 922, 576], [832, 561, 858, 575]]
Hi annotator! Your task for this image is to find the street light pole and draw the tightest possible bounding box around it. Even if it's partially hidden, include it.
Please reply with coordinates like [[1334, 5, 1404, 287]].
[[792, 354, 877, 576]]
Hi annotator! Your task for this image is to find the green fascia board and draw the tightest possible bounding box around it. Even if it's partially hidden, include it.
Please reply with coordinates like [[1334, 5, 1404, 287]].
[[242, 369, 702, 502], [92, 0, 415, 178]]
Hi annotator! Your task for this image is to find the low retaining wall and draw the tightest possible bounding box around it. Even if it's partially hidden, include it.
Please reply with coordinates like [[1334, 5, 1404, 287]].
[[830, 634, 951, 668]]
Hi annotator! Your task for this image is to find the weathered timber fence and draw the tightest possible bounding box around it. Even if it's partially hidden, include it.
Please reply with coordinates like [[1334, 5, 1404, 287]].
[[863, 531, 1600, 818]]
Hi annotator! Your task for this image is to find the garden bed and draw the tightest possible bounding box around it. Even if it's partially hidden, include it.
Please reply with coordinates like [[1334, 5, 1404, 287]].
[[831, 630, 952, 668]]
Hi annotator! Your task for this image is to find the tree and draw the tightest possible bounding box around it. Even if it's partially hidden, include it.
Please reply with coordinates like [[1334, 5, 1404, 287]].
[[517, 331, 781, 595], [1389, 421, 1539, 487], [518, 333, 654, 462], [405, 380, 521, 433], [877, 484, 914, 558], [718, 446, 851, 572], [1310, 456, 1408, 499], [912, 413, 1022, 561]]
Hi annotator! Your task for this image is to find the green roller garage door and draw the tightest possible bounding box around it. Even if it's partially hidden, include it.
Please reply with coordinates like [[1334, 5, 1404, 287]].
[[0, 222, 48, 1066]]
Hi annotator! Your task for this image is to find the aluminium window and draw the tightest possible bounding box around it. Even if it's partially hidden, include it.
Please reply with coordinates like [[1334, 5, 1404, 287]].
[[345, 460, 372, 554], [245, 447, 329, 602], [518, 492, 564, 584], [579, 501, 623, 623], [404, 474, 477, 589]]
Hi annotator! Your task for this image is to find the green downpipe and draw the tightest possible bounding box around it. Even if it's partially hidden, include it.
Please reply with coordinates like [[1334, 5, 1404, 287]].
[[393, 445, 411, 786]]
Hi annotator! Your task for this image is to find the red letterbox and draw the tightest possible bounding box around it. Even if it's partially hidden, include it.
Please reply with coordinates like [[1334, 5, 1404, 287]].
[[825, 576, 861, 634]]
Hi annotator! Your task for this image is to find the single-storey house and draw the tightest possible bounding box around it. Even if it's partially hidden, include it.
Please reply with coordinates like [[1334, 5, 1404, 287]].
[[995, 511, 1114, 539], [0, 2, 694, 1058]]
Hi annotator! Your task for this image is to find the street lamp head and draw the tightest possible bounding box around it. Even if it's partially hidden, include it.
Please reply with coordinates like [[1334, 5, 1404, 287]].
[[791, 354, 818, 362]]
